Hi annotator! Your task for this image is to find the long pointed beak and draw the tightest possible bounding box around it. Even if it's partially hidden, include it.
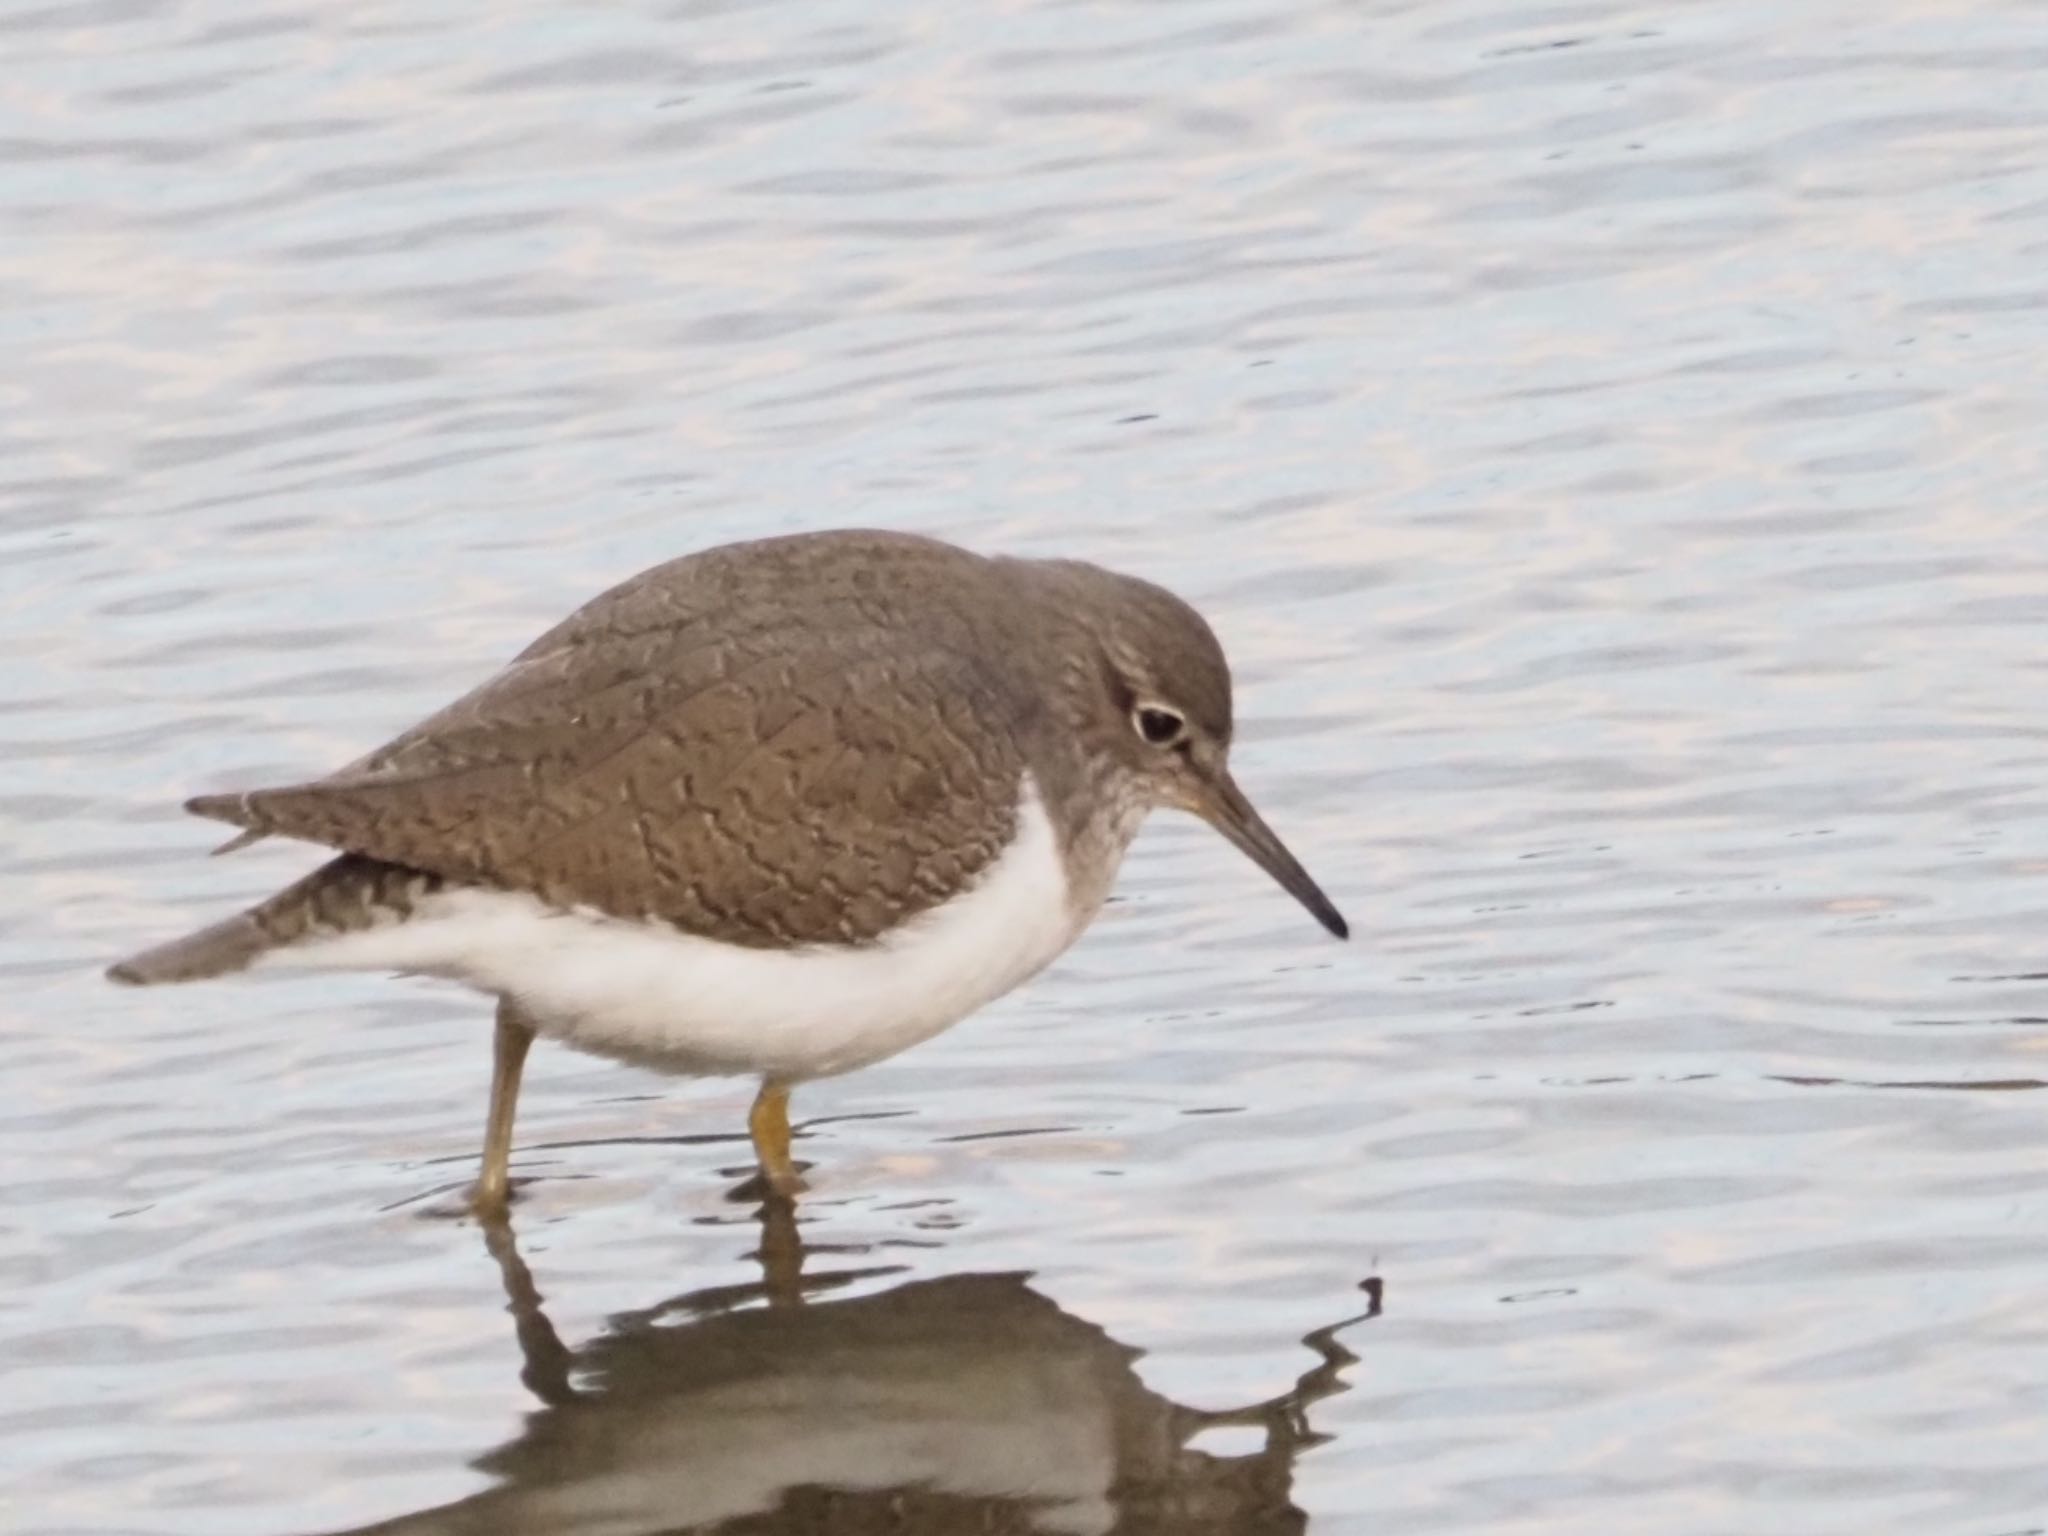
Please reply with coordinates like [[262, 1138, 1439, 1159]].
[[1193, 771, 1348, 940]]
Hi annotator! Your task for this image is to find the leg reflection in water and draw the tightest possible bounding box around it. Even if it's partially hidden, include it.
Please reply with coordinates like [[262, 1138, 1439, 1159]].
[[341, 1202, 1380, 1536]]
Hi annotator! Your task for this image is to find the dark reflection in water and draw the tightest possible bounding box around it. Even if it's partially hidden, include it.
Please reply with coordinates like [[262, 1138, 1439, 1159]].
[[333, 1202, 1378, 1536]]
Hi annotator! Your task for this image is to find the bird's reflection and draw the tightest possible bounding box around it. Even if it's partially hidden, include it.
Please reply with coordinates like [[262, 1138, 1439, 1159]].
[[340, 1199, 1377, 1536]]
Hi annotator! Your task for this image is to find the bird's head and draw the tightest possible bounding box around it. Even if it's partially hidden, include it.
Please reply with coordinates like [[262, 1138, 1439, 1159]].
[[1039, 561, 1348, 941]]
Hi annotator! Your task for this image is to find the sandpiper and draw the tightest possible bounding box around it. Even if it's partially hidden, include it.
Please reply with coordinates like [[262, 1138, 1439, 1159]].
[[108, 529, 1346, 1211]]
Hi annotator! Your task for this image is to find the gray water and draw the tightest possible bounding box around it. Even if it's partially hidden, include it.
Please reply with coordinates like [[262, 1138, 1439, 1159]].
[[5, 0, 2048, 1530]]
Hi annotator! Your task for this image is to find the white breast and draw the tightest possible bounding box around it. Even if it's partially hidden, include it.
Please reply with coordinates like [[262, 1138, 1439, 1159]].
[[261, 776, 1090, 1081]]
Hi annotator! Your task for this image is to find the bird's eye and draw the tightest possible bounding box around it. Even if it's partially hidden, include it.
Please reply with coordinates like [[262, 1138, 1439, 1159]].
[[1134, 705, 1186, 747]]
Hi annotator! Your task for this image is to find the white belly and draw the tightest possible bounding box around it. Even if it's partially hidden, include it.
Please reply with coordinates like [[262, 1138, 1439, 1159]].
[[261, 778, 1089, 1081]]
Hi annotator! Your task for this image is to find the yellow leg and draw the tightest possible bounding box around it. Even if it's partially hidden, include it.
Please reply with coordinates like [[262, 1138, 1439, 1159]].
[[747, 1080, 804, 1195], [474, 999, 534, 1215]]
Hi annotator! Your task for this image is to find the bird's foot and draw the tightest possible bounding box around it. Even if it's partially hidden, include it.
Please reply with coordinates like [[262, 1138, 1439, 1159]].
[[730, 1164, 809, 1203]]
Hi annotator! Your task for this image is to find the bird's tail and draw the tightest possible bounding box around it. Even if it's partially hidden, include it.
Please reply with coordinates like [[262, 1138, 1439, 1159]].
[[106, 911, 274, 986], [105, 854, 447, 987]]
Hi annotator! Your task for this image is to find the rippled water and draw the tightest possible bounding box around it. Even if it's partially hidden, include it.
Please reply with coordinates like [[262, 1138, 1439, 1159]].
[[6, 0, 2048, 1530]]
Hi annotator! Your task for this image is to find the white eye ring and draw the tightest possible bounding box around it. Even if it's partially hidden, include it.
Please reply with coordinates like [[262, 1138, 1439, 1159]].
[[1133, 704, 1186, 746]]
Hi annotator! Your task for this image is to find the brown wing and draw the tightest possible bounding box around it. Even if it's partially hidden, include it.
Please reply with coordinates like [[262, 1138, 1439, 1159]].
[[187, 535, 1033, 947]]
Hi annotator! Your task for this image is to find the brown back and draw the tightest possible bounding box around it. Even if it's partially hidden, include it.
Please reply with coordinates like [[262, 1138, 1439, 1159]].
[[188, 532, 1037, 947]]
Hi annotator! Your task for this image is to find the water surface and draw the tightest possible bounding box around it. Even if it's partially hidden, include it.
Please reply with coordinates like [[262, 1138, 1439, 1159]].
[[4, 0, 2047, 1531]]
